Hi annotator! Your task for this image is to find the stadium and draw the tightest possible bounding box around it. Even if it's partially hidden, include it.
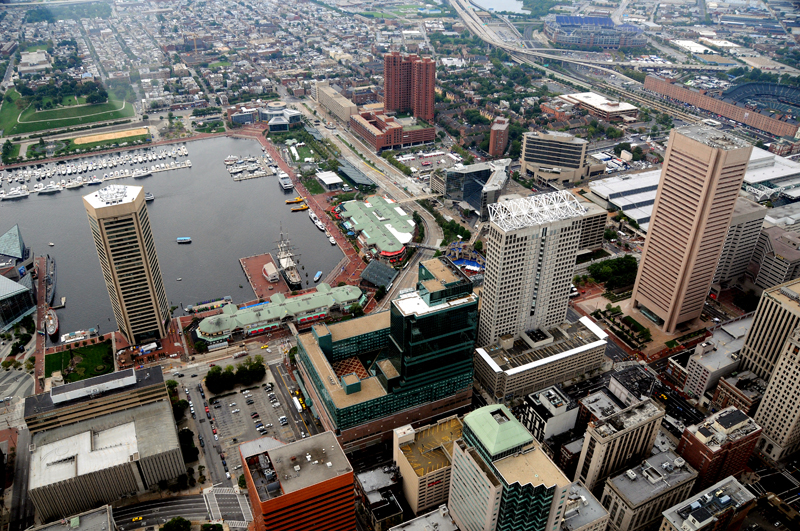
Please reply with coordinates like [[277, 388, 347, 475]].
[[543, 16, 647, 49], [720, 82, 800, 119]]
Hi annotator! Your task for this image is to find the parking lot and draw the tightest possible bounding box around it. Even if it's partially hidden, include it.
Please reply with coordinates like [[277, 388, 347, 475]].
[[174, 358, 320, 488]]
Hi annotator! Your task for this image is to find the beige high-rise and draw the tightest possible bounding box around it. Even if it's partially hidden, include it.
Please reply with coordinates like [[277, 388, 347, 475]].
[[84, 185, 170, 344], [631, 127, 752, 333]]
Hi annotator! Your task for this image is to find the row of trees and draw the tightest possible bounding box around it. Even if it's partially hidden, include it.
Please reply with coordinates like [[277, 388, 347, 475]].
[[587, 255, 639, 291], [204, 355, 267, 394]]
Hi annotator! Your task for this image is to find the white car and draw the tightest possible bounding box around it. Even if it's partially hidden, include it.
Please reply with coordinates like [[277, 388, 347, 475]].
[[214, 434, 218, 441], [229, 402, 236, 407], [232, 409, 240, 413], [272, 403, 281, 408]]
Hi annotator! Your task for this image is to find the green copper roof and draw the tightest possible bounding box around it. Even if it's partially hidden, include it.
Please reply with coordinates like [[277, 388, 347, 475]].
[[0, 274, 29, 300], [340, 196, 414, 254], [464, 405, 533, 458], [0, 225, 24, 260], [197, 283, 363, 339]]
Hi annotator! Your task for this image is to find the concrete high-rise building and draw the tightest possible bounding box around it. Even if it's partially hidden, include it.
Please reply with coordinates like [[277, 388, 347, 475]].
[[383, 52, 435, 122], [393, 416, 463, 515], [739, 278, 800, 380], [520, 131, 606, 185], [83, 185, 170, 344], [676, 407, 761, 490], [631, 127, 752, 333], [448, 405, 570, 531], [488, 117, 510, 158], [754, 326, 800, 461], [575, 399, 664, 492], [477, 191, 588, 346], [659, 477, 755, 531], [749, 225, 800, 290], [240, 432, 355, 531], [600, 451, 697, 531], [712, 198, 766, 287]]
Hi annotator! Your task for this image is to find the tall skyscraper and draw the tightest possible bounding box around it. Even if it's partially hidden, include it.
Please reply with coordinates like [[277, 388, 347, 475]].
[[631, 127, 752, 333], [575, 399, 664, 492], [383, 52, 435, 122], [754, 326, 800, 461], [739, 278, 800, 380], [488, 117, 509, 158], [83, 185, 170, 344], [448, 405, 570, 531], [477, 191, 588, 346]]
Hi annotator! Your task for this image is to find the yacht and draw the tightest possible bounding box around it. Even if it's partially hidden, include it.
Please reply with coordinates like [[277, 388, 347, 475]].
[[65, 178, 84, 189], [145, 192, 154, 202], [87, 176, 102, 185], [37, 181, 62, 194], [1, 186, 30, 200], [186, 160, 192, 167]]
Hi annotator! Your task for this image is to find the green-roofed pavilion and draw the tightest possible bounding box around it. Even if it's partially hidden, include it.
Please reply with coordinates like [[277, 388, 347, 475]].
[[340, 196, 414, 258]]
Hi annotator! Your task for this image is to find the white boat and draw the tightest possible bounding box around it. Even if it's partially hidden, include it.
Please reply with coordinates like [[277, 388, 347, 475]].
[[1, 186, 30, 200], [224, 155, 239, 165], [37, 181, 62, 194], [49, 242, 54, 247], [133, 169, 152, 178], [65, 178, 84, 189], [87, 176, 102, 185], [186, 160, 192, 167], [329, 236, 336, 245]]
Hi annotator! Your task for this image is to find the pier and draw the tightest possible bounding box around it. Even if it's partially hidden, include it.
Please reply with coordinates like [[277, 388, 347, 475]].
[[50, 297, 66, 309], [239, 252, 292, 301]]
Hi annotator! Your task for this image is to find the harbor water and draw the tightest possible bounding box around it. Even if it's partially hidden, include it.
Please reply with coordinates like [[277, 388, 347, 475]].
[[0, 136, 344, 343]]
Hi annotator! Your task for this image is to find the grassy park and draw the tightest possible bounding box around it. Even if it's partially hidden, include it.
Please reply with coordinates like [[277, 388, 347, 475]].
[[44, 341, 113, 382], [0, 89, 134, 135]]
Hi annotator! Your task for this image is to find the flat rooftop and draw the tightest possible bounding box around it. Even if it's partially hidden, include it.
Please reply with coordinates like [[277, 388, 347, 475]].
[[399, 417, 463, 477], [29, 506, 114, 531], [685, 407, 760, 451], [392, 288, 478, 318], [662, 477, 755, 531], [29, 400, 179, 490], [83, 184, 142, 210], [593, 399, 663, 439], [562, 482, 608, 531], [608, 451, 697, 506], [24, 366, 164, 418], [420, 257, 461, 292], [763, 279, 800, 317], [479, 317, 608, 375], [298, 332, 388, 409], [389, 506, 459, 531], [560, 92, 638, 114], [743, 146, 800, 186], [243, 431, 352, 502], [676, 125, 751, 151], [317, 311, 391, 342], [719, 371, 766, 401], [580, 390, 624, 420], [493, 440, 569, 489], [692, 316, 753, 371]]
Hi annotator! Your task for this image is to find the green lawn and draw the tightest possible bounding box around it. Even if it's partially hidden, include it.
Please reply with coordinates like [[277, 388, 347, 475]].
[[44, 342, 113, 382], [209, 61, 231, 68], [57, 134, 150, 155], [23, 43, 49, 52], [5, 142, 20, 160], [301, 176, 326, 195], [296, 144, 315, 161], [0, 89, 134, 135], [358, 11, 395, 18]]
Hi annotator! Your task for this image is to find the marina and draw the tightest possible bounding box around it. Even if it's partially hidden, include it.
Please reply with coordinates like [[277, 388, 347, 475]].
[[2, 136, 344, 339]]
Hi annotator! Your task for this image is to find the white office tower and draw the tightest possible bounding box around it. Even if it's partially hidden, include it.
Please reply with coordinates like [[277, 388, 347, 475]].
[[477, 191, 588, 346]]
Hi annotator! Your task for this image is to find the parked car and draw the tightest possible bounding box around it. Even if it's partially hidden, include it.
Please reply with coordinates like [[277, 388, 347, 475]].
[[232, 409, 240, 413]]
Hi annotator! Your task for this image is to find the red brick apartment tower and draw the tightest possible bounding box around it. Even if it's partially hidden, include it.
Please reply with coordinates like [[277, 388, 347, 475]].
[[412, 56, 435, 122], [676, 407, 761, 491], [384, 52, 435, 122], [240, 432, 355, 531], [489, 117, 510, 157]]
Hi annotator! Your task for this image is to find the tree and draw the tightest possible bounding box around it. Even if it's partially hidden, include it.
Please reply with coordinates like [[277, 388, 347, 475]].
[[163, 517, 191, 531], [238, 474, 247, 488], [375, 285, 387, 301], [166, 379, 179, 392], [178, 428, 199, 463], [172, 399, 189, 420], [473, 240, 483, 252]]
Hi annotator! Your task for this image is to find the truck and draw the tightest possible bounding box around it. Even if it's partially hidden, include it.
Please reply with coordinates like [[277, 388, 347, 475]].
[[233, 351, 248, 359], [292, 396, 303, 413]]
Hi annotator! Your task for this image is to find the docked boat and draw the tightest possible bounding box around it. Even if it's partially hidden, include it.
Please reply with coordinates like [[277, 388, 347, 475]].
[[133, 169, 151, 178], [145, 192, 154, 202], [65, 178, 84, 189], [60, 328, 98, 345], [315, 220, 326, 231], [278, 172, 293, 190], [285, 196, 305, 204], [224, 155, 239, 165], [177, 237, 192, 244], [229, 166, 246, 174], [291, 204, 309, 212], [45, 255, 56, 306], [86, 176, 102, 185], [37, 181, 62, 194], [275, 232, 302, 290], [1, 187, 30, 200], [45, 309, 58, 336], [329, 236, 337, 245], [314, 271, 323, 282], [186, 159, 192, 167]]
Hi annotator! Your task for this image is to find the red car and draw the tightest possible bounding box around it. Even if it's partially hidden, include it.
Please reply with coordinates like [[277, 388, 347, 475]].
[[212, 428, 217, 434], [205, 407, 210, 413], [209, 363, 216, 367]]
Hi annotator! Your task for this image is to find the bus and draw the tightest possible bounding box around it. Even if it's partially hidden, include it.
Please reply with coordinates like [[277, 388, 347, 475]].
[[292, 396, 303, 413], [421, 161, 432, 167]]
